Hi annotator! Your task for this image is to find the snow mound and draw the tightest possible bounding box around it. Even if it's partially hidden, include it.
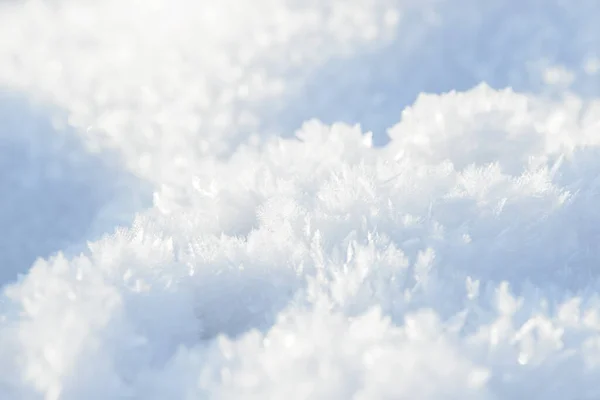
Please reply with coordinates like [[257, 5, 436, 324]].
[[0, 0, 401, 188], [3, 88, 600, 398], [1, 0, 600, 399]]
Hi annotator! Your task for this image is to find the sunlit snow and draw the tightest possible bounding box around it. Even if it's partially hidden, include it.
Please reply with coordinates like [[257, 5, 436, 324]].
[[1, 0, 600, 398]]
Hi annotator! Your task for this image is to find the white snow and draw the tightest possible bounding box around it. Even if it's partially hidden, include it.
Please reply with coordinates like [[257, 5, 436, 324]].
[[1, 0, 600, 398]]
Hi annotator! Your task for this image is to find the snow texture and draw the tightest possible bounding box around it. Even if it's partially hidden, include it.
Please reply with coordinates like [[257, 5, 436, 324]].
[[1, 0, 600, 399]]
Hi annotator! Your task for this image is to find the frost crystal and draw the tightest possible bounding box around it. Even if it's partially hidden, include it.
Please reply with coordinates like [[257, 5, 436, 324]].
[[1, 0, 600, 398]]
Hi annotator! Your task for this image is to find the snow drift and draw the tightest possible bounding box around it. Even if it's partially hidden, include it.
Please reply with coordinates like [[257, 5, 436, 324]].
[[1, 0, 600, 398]]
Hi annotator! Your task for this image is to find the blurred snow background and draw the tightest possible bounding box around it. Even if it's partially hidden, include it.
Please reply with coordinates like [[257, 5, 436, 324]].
[[1, 0, 600, 398]]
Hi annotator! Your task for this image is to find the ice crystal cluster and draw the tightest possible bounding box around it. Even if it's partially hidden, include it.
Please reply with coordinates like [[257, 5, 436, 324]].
[[1, 0, 600, 398]]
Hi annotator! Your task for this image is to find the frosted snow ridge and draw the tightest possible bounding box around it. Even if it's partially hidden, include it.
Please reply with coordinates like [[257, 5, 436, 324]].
[[1, 0, 600, 398]]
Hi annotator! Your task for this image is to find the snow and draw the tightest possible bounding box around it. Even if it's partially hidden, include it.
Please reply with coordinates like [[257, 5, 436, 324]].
[[1, 0, 600, 398]]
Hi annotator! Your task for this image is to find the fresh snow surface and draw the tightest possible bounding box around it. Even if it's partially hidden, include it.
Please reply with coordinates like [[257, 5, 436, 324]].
[[1, 0, 600, 399]]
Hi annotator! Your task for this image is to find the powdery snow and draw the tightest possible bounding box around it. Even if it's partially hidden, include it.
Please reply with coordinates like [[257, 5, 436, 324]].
[[1, 0, 600, 399]]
